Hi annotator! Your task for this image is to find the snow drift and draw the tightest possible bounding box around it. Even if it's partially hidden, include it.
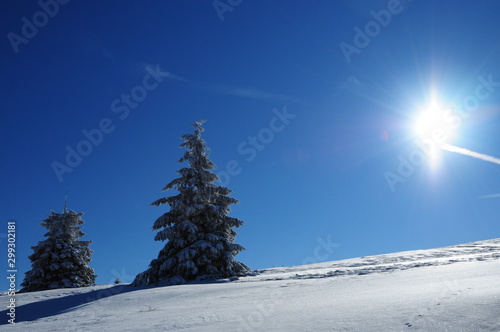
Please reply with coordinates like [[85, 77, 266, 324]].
[[2, 238, 499, 331]]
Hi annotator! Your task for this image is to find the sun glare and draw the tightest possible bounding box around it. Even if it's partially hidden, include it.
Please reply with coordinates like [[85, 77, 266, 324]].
[[411, 94, 459, 170], [414, 97, 457, 144]]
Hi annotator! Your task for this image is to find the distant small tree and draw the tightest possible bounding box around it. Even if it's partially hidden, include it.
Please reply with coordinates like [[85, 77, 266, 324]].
[[21, 209, 96, 292], [132, 120, 249, 287]]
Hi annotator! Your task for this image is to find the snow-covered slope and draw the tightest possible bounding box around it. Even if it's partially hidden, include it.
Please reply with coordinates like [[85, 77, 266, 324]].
[[2, 239, 499, 331]]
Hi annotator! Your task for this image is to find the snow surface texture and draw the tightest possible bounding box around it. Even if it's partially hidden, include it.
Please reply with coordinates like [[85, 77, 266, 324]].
[[2, 238, 499, 331]]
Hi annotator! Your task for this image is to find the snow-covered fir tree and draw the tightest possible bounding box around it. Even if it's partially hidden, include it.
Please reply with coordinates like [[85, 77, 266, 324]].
[[132, 120, 249, 287], [21, 207, 96, 292]]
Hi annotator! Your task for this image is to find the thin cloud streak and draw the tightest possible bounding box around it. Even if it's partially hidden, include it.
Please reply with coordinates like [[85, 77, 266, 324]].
[[439, 143, 500, 165], [137, 65, 299, 102], [162, 72, 190, 83], [205, 85, 302, 102], [439, 143, 500, 200], [333, 75, 363, 96], [477, 193, 500, 199], [141, 63, 190, 83]]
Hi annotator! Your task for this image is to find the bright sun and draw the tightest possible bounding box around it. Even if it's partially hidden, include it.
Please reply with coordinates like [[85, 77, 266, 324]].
[[414, 98, 457, 144], [412, 96, 459, 169]]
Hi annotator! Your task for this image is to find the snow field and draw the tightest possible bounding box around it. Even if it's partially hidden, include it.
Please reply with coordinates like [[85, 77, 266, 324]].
[[2, 238, 499, 331]]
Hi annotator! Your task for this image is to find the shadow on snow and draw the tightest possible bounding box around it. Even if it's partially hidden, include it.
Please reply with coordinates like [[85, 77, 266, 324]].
[[1, 276, 258, 324], [1, 285, 143, 324]]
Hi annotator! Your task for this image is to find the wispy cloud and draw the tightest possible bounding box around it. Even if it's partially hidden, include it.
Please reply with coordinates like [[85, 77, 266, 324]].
[[477, 193, 500, 199], [205, 85, 301, 102], [334, 75, 363, 95], [340, 75, 362, 90], [161, 72, 190, 83], [134, 66, 299, 102], [83, 35, 116, 66], [140, 63, 190, 83]]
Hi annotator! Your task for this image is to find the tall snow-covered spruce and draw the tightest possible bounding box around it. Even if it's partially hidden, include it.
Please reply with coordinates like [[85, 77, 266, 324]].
[[21, 208, 96, 292], [132, 120, 249, 287]]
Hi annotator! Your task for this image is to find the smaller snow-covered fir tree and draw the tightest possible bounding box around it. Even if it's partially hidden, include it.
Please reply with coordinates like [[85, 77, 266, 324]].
[[132, 120, 249, 287], [21, 208, 96, 292]]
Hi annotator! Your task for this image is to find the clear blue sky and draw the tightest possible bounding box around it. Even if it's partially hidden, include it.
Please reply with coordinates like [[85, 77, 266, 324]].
[[1, 0, 499, 291]]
